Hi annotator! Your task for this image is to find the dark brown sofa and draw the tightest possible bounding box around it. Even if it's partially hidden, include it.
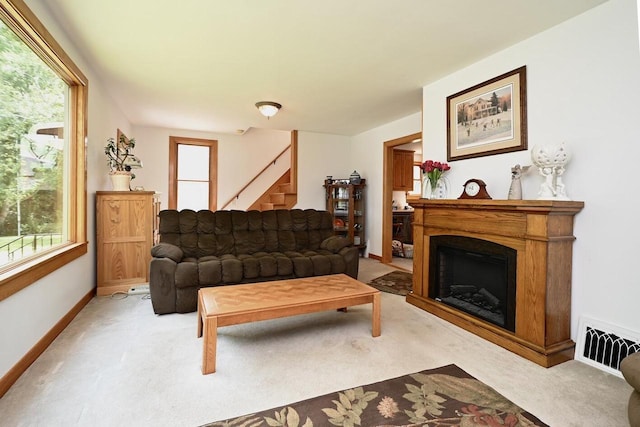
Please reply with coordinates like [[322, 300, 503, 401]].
[[149, 209, 360, 314]]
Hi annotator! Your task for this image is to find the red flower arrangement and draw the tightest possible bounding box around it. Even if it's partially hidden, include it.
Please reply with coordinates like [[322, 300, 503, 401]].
[[420, 160, 451, 190]]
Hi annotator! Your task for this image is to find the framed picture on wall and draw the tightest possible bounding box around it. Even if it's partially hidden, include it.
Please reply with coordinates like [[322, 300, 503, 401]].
[[447, 66, 527, 161]]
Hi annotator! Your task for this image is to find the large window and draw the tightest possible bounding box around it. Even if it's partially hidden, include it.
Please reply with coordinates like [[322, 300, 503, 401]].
[[0, 0, 87, 301]]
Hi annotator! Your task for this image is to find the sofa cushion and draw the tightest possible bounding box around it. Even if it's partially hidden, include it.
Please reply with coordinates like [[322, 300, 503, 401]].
[[198, 256, 222, 286], [271, 251, 294, 276], [238, 254, 260, 279], [290, 254, 313, 277], [220, 253, 243, 283], [215, 210, 233, 234], [178, 210, 198, 233], [278, 230, 296, 252], [276, 209, 293, 230], [262, 210, 278, 230], [326, 252, 347, 273], [160, 210, 199, 258], [197, 210, 217, 257], [250, 252, 278, 277], [197, 210, 216, 233], [198, 233, 217, 257], [158, 209, 180, 233], [291, 209, 307, 231], [309, 253, 332, 275], [232, 210, 266, 254], [175, 260, 198, 289], [158, 210, 182, 247]]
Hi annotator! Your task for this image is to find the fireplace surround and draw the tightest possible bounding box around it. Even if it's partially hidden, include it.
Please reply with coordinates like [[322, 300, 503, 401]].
[[408, 199, 583, 367]]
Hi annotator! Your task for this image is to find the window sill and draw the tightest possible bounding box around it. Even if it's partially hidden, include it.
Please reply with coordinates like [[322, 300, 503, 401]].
[[0, 242, 88, 302]]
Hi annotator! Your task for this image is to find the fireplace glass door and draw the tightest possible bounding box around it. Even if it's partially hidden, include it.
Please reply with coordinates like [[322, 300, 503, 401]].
[[429, 235, 516, 331]]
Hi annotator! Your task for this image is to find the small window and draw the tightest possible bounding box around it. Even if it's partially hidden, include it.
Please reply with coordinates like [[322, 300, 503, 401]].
[[169, 136, 217, 210], [407, 163, 422, 198]]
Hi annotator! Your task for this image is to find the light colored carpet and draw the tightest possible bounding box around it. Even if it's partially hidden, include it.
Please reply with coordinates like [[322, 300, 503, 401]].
[[0, 258, 631, 427], [390, 255, 413, 272]]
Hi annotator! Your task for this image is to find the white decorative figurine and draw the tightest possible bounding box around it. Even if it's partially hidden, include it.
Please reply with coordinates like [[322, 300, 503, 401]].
[[507, 164, 531, 200], [531, 143, 571, 200]]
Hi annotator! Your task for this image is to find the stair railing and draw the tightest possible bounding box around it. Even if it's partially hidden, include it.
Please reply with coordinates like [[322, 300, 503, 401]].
[[220, 145, 291, 210]]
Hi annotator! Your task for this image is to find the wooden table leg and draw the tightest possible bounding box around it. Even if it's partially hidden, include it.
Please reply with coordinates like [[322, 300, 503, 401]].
[[371, 292, 381, 337], [197, 294, 203, 338], [201, 315, 218, 374]]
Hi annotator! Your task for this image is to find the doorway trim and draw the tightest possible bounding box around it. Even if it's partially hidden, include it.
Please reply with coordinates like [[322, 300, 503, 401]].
[[382, 132, 422, 264]]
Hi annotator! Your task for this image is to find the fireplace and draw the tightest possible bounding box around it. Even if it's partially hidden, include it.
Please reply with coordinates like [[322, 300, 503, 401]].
[[407, 199, 583, 367], [429, 235, 516, 332]]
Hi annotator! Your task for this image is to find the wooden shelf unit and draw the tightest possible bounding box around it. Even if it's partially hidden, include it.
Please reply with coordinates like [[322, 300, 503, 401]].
[[324, 179, 366, 250], [96, 191, 160, 296], [407, 199, 584, 367]]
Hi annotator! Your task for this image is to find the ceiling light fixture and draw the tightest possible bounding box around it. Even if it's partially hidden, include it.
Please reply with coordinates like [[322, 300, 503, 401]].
[[255, 101, 281, 119]]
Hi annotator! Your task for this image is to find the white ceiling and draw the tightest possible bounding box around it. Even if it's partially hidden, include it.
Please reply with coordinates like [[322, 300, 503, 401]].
[[44, 0, 607, 136]]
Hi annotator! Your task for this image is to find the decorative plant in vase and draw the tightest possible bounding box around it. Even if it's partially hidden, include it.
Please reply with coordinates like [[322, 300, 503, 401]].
[[420, 159, 451, 199], [105, 133, 142, 190]]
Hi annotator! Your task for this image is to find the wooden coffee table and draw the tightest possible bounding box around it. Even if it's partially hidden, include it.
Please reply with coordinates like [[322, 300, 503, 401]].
[[197, 274, 381, 374]]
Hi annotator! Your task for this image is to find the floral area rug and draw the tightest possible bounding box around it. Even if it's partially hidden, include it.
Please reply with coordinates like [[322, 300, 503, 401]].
[[203, 364, 548, 426], [367, 270, 412, 296]]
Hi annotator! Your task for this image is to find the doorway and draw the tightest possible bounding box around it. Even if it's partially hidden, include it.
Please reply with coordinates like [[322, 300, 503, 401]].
[[382, 132, 421, 270]]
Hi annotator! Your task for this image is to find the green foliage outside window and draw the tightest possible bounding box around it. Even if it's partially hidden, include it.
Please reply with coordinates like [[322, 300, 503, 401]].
[[0, 19, 67, 261]]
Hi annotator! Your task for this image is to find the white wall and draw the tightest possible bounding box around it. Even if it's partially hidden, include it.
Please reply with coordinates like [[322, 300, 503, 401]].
[[130, 126, 290, 210], [351, 113, 422, 256], [295, 131, 353, 209], [422, 0, 640, 338], [0, 0, 131, 378]]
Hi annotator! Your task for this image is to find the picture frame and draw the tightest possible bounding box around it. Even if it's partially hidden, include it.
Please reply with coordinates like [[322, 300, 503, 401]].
[[447, 66, 527, 161]]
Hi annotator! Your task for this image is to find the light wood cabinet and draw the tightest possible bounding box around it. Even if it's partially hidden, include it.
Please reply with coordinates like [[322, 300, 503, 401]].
[[393, 149, 414, 191], [96, 191, 159, 296]]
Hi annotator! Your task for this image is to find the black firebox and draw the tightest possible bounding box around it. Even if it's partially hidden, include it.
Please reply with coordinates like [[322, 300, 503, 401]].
[[429, 235, 516, 332]]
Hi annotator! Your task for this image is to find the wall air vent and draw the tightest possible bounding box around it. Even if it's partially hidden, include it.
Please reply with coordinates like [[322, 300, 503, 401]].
[[576, 316, 640, 378]]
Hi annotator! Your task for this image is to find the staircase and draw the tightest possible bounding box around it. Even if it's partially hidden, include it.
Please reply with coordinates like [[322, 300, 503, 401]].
[[221, 131, 298, 211], [249, 170, 297, 211]]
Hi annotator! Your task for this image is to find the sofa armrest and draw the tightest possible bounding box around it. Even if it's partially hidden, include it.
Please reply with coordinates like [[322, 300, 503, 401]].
[[320, 235, 352, 253], [149, 257, 178, 314], [151, 242, 183, 263], [338, 245, 360, 279]]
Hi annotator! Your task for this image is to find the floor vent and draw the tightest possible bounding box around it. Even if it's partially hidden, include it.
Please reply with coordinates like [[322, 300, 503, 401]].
[[576, 316, 640, 377]]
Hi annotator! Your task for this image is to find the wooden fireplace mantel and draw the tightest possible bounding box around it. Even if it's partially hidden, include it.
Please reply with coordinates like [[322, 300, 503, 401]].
[[407, 199, 584, 367]]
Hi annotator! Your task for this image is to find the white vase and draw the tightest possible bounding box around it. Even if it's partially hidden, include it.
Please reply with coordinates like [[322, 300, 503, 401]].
[[531, 143, 570, 200], [110, 172, 131, 191]]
